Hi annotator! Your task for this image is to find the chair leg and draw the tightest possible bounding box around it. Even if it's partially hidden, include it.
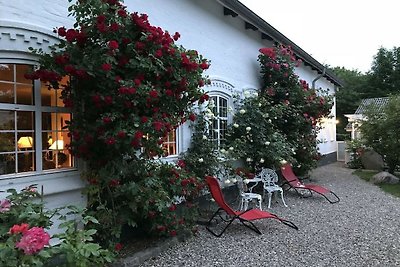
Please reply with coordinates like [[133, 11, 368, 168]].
[[280, 189, 288, 207], [267, 192, 272, 209]]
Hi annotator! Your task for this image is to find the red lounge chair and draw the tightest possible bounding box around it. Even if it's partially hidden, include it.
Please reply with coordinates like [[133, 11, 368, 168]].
[[205, 176, 298, 237], [280, 163, 340, 204]]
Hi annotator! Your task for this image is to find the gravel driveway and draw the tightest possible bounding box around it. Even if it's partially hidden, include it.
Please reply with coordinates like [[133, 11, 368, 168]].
[[138, 162, 400, 267]]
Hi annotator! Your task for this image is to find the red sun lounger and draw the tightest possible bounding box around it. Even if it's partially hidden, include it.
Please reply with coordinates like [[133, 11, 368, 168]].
[[205, 176, 298, 237], [280, 163, 340, 204]]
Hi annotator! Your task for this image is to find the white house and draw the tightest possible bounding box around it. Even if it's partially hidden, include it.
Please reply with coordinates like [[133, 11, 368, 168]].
[[0, 0, 343, 214]]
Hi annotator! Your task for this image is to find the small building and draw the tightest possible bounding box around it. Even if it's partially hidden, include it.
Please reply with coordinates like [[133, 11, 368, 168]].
[[345, 97, 389, 140]]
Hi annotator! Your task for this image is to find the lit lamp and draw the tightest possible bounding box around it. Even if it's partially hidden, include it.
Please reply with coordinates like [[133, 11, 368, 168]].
[[49, 140, 65, 167], [17, 136, 33, 172], [17, 136, 33, 149]]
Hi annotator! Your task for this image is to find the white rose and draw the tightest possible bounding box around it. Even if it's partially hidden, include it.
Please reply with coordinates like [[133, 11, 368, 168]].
[[280, 159, 288, 165], [265, 141, 270, 145], [239, 109, 246, 114], [233, 123, 239, 128], [220, 149, 227, 154], [229, 147, 234, 151], [198, 158, 204, 163], [202, 135, 208, 140], [258, 103, 262, 107], [268, 119, 272, 123], [224, 179, 231, 184], [253, 92, 258, 97], [246, 158, 252, 162], [260, 158, 265, 163], [244, 91, 250, 97], [246, 127, 251, 132], [231, 178, 237, 183]]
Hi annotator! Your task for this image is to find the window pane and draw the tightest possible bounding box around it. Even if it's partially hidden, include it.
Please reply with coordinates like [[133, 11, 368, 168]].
[[0, 153, 15, 175], [41, 76, 68, 107], [162, 131, 177, 156], [219, 98, 228, 117], [0, 64, 13, 82], [16, 84, 33, 105], [0, 110, 14, 130], [16, 65, 32, 84], [17, 111, 34, 130], [17, 152, 35, 172], [0, 82, 14, 103], [0, 133, 15, 152]]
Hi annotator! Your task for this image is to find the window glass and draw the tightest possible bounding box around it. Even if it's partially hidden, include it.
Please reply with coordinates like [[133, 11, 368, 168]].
[[0, 82, 14, 103], [0, 64, 13, 82], [162, 130, 177, 156], [0, 64, 74, 177], [209, 95, 228, 148]]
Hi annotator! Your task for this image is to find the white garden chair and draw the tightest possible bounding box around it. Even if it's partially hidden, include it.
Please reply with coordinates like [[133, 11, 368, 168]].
[[258, 168, 288, 209], [236, 177, 263, 211]]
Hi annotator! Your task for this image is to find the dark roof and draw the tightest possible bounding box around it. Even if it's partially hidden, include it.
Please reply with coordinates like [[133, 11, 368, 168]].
[[355, 97, 389, 114], [217, 0, 344, 87]]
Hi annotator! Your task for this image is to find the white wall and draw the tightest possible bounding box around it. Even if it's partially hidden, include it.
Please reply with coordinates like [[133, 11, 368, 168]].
[[0, 0, 338, 203]]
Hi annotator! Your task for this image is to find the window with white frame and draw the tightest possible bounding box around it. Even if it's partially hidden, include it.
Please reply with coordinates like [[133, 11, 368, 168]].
[[209, 95, 228, 149], [0, 63, 74, 177]]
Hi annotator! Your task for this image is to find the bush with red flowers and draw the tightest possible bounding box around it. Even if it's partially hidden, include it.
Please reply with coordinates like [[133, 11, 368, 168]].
[[27, 0, 209, 245]]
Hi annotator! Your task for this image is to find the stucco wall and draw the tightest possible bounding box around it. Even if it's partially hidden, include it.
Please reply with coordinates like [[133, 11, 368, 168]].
[[0, 0, 337, 200]]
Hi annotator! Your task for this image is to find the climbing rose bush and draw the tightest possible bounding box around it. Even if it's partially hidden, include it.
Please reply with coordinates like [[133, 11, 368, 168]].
[[226, 45, 332, 174], [27, 0, 210, 243]]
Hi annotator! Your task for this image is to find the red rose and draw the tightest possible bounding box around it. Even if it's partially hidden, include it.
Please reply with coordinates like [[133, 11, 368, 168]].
[[177, 160, 186, 169], [149, 90, 158, 98], [169, 230, 177, 237], [115, 243, 123, 251], [156, 225, 166, 232], [108, 40, 119, 50], [134, 131, 143, 139], [140, 116, 148, 123], [165, 89, 173, 96], [189, 113, 196, 121], [105, 137, 116, 145], [57, 27, 67, 36], [117, 131, 126, 138], [199, 62, 209, 70], [128, 87, 136, 94], [101, 63, 112, 71], [9, 223, 30, 235], [65, 29, 77, 42], [169, 204, 177, 211], [104, 96, 113, 105], [117, 9, 127, 17], [135, 42, 145, 50], [154, 49, 163, 58], [153, 121, 163, 131], [103, 117, 112, 124], [109, 179, 120, 187], [173, 32, 180, 41], [259, 47, 276, 60]]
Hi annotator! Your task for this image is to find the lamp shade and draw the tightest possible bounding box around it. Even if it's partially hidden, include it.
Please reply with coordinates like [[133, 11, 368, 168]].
[[17, 136, 33, 149], [49, 140, 64, 150]]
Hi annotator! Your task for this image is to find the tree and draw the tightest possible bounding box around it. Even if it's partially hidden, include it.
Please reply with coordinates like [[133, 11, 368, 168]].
[[360, 95, 400, 173], [331, 66, 368, 140], [366, 47, 400, 98]]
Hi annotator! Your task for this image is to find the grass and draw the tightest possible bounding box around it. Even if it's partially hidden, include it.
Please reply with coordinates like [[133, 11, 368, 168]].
[[353, 169, 400, 197]]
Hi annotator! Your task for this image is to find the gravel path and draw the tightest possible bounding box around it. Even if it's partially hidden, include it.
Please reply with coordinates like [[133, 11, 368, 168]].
[[139, 163, 400, 267]]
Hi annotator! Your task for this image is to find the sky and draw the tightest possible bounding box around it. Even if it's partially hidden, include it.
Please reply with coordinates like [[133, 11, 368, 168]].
[[239, 0, 400, 73]]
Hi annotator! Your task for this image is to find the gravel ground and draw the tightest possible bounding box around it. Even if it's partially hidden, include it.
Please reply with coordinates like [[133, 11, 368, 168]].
[[139, 162, 400, 267]]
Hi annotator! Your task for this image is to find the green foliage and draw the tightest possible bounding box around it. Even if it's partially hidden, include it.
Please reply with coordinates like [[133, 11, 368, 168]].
[[360, 95, 400, 173], [179, 111, 220, 178], [345, 139, 365, 169], [331, 66, 367, 140], [367, 47, 400, 97], [27, 0, 209, 244], [84, 160, 204, 244], [226, 45, 333, 175], [0, 186, 114, 267]]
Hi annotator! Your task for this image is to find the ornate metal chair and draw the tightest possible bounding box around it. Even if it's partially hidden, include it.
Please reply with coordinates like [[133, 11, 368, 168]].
[[258, 168, 288, 208], [237, 177, 262, 211]]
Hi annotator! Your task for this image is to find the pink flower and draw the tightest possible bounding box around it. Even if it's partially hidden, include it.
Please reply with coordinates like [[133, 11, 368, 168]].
[[259, 47, 276, 60], [15, 227, 50, 255], [0, 199, 11, 212]]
